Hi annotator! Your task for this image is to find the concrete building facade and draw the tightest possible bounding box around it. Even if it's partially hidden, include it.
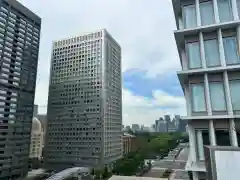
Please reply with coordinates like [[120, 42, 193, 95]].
[[122, 133, 137, 155], [155, 117, 167, 133], [29, 117, 43, 159], [45, 29, 122, 169], [172, 0, 240, 179], [0, 0, 41, 179]]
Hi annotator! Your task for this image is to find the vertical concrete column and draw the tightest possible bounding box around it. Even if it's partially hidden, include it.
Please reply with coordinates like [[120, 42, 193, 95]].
[[188, 124, 197, 162], [179, 17, 184, 30], [196, 0, 201, 26], [237, 26, 240, 54], [209, 120, 216, 146], [181, 50, 188, 70], [218, 29, 226, 67], [223, 71, 233, 115], [213, 0, 220, 23], [184, 84, 192, 116], [229, 119, 238, 147], [192, 172, 199, 180], [231, 0, 239, 20], [196, 130, 205, 160], [199, 32, 206, 68], [204, 74, 212, 115]]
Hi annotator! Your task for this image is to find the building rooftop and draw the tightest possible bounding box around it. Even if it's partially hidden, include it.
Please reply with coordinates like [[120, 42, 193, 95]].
[[109, 175, 168, 180], [32, 117, 42, 133], [123, 133, 136, 137], [46, 167, 89, 180], [27, 168, 45, 178]]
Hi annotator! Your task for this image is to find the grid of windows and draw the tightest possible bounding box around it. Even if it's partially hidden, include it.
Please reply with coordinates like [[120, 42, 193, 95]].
[[174, 0, 240, 179], [0, 1, 41, 179], [185, 30, 240, 69], [45, 30, 122, 168], [52, 40, 102, 84], [182, 0, 235, 29]]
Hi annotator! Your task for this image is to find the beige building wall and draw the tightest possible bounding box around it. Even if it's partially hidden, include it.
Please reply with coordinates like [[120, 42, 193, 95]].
[[29, 117, 44, 159]]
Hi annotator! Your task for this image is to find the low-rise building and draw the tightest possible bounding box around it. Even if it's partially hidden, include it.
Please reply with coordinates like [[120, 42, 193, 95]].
[[122, 133, 137, 155], [29, 118, 44, 159]]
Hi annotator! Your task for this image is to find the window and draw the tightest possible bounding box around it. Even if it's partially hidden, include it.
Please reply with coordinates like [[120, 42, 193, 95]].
[[229, 81, 240, 110], [216, 129, 231, 146], [218, 0, 233, 22], [183, 5, 197, 28], [209, 82, 226, 111], [191, 84, 206, 112], [187, 42, 201, 68], [223, 36, 240, 65], [204, 39, 220, 67], [200, 1, 214, 25], [196, 129, 209, 161]]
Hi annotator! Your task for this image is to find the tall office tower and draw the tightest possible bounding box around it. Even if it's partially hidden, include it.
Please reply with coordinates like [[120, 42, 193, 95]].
[[0, 0, 41, 179], [172, 0, 240, 179], [45, 29, 122, 169], [164, 115, 171, 132]]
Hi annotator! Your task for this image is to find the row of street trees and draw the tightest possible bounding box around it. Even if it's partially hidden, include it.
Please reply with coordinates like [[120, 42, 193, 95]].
[[111, 132, 184, 176]]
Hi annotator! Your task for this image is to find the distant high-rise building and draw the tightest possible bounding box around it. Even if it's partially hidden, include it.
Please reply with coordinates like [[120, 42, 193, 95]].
[[164, 115, 171, 132], [0, 0, 41, 179], [156, 117, 167, 132], [174, 115, 186, 133], [174, 115, 180, 127], [45, 29, 122, 169], [168, 119, 177, 132], [29, 118, 44, 159], [155, 119, 159, 132], [151, 124, 156, 130], [172, 0, 240, 179]]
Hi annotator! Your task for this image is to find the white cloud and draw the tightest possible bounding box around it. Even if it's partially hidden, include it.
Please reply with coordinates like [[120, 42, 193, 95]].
[[123, 89, 186, 126], [17, 0, 184, 124]]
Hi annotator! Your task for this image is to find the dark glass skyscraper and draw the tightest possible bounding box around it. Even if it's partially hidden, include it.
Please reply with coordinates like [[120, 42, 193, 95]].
[[0, 0, 41, 179]]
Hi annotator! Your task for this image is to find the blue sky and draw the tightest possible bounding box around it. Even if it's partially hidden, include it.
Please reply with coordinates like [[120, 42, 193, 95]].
[[19, 0, 186, 125]]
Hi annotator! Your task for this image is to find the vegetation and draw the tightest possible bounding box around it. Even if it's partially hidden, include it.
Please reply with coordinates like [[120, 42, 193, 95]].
[[63, 177, 78, 180], [111, 132, 184, 176], [89, 132, 186, 178], [91, 166, 112, 180], [112, 151, 145, 176]]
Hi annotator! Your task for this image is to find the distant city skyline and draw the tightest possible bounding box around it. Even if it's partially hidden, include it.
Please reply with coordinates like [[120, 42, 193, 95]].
[[123, 114, 186, 133]]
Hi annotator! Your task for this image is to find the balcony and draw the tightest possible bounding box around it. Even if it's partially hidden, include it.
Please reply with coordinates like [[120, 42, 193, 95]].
[[177, 64, 240, 87]]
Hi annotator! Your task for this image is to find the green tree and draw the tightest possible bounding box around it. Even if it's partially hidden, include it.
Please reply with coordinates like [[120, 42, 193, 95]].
[[112, 132, 182, 176], [91, 168, 95, 175], [102, 166, 109, 178]]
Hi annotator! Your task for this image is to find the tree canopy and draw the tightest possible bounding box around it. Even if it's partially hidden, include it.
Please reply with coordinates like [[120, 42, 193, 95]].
[[112, 132, 184, 176]]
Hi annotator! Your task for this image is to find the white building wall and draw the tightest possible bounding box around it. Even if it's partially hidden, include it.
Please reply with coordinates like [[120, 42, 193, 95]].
[[172, 0, 240, 179]]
